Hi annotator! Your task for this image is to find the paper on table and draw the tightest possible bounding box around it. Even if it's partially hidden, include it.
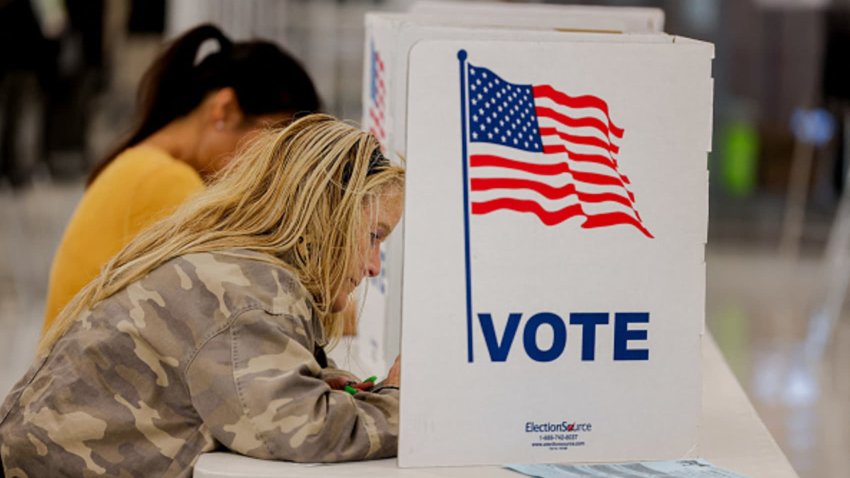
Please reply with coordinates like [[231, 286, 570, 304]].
[[506, 459, 749, 478]]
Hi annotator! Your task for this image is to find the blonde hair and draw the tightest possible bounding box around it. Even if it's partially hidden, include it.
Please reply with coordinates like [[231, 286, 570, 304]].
[[38, 114, 404, 357]]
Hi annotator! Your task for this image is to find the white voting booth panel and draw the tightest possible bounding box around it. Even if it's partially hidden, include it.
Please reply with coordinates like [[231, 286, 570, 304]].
[[410, 1, 665, 33], [399, 37, 712, 467], [358, 14, 679, 377]]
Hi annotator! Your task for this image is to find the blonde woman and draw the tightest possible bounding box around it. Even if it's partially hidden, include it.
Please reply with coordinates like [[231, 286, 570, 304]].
[[0, 114, 404, 477]]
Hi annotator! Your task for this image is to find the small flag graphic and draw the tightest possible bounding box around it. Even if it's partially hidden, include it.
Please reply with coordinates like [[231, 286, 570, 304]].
[[367, 40, 387, 150]]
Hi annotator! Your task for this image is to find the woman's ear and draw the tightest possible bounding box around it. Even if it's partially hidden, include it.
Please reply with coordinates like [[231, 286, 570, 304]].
[[207, 87, 245, 129]]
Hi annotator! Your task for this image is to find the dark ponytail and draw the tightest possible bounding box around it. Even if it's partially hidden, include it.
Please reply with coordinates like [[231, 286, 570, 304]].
[[88, 24, 321, 185]]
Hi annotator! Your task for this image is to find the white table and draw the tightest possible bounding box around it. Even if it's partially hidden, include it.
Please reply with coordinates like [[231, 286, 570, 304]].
[[194, 335, 799, 478]]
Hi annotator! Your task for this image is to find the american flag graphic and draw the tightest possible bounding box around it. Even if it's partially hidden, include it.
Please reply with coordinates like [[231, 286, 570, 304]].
[[464, 62, 653, 238], [367, 40, 387, 149]]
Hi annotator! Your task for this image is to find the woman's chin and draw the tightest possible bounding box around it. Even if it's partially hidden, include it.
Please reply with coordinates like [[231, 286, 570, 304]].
[[330, 297, 348, 314]]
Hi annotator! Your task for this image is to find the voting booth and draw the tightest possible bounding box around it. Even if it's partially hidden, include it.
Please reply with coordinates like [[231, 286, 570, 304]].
[[356, 2, 714, 468], [351, 5, 674, 379]]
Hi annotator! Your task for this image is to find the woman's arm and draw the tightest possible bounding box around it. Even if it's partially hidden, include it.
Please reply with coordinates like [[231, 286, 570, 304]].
[[185, 307, 399, 462]]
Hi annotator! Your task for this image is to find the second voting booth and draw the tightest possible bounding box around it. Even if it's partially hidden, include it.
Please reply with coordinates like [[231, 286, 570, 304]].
[[358, 2, 714, 469]]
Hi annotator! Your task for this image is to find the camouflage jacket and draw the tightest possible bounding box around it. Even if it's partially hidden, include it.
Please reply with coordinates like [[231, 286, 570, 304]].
[[0, 250, 399, 478]]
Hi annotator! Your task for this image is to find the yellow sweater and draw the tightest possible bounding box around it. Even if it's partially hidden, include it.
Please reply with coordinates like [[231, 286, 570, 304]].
[[42, 146, 204, 333]]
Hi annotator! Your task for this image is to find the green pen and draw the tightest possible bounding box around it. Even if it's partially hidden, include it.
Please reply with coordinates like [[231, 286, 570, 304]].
[[344, 376, 378, 395]]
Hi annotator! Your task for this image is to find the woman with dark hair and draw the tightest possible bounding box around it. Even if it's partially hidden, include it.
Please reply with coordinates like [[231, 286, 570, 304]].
[[42, 24, 321, 332]]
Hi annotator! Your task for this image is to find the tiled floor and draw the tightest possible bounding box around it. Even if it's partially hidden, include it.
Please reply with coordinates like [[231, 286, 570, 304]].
[[0, 178, 848, 477], [706, 243, 850, 478], [0, 179, 83, 395]]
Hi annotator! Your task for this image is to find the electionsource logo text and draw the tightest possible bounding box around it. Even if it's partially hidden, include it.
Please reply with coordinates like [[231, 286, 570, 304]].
[[525, 421, 592, 433]]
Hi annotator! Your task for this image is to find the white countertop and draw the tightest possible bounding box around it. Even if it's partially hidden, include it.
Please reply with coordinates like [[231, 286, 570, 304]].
[[193, 334, 798, 478]]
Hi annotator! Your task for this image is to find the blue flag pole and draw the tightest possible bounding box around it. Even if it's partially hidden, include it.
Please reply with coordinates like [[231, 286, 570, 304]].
[[458, 50, 474, 363]]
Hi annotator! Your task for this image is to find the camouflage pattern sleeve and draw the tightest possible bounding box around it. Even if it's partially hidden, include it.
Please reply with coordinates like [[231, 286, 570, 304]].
[[185, 306, 399, 463]]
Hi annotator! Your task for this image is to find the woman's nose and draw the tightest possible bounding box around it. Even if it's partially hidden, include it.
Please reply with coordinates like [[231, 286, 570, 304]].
[[366, 246, 381, 278]]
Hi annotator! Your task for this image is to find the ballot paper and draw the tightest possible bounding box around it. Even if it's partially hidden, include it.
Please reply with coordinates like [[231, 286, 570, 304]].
[[506, 459, 749, 478]]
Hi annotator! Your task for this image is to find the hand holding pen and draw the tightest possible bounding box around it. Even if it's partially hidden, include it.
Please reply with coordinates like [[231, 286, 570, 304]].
[[326, 355, 400, 395]]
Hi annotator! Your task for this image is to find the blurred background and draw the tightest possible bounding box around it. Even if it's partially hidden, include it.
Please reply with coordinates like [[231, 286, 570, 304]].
[[0, 0, 848, 476]]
